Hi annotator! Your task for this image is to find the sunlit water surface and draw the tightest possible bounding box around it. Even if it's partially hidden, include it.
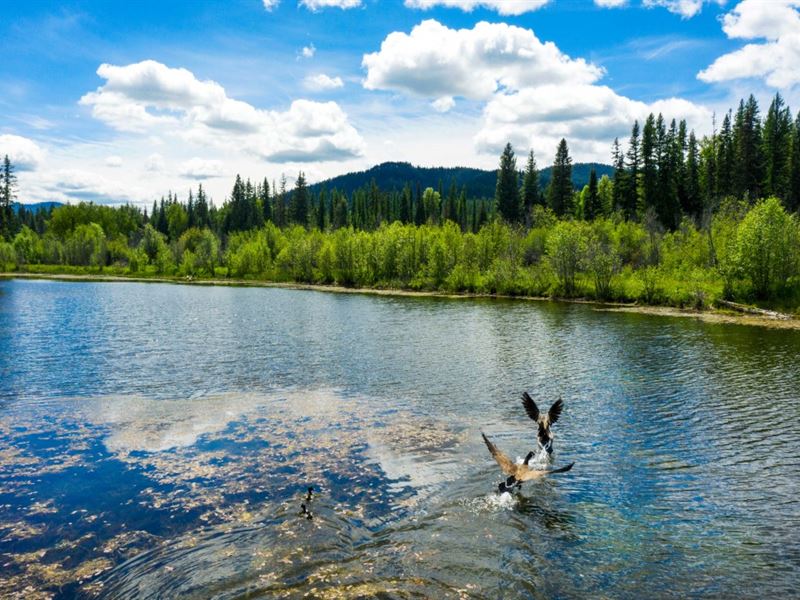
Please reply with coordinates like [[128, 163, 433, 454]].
[[1, 279, 799, 598]]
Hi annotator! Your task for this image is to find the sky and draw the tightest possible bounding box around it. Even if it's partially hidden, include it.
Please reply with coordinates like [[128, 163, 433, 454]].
[[1, 0, 798, 207]]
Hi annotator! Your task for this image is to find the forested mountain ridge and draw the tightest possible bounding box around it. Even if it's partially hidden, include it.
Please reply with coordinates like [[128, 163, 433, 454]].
[[308, 161, 614, 198]]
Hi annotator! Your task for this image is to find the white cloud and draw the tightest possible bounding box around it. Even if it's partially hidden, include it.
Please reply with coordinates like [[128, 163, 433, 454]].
[[304, 73, 344, 91], [262, 0, 280, 10], [80, 60, 365, 163], [300, 0, 361, 10], [179, 158, 226, 180], [42, 169, 142, 204], [363, 20, 602, 101], [431, 96, 455, 112], [105, 155, 123, 167], [145, 153, 165, 172], [594, 0, 627, 7], [364, 20, 711, 162], [698, 0, 800, 88], [301, 44, 316, 59], [404, 0, 550, 15], [0, 134, 46, 171], [643, 0, 724, 19]]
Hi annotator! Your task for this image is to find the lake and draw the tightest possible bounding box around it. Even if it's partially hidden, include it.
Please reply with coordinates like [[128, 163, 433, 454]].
[[1, 278, 799, 598]]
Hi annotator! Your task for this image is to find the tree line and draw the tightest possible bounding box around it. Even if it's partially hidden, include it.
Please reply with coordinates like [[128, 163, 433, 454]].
[[1, 92, 799, 308]]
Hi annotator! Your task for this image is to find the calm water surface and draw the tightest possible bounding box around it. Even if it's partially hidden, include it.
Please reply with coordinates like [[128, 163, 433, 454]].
[[0, 279, 799, 598]]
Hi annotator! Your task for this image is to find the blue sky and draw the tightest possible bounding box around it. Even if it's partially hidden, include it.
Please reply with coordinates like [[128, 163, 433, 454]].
[[1, 0, 796, 206]]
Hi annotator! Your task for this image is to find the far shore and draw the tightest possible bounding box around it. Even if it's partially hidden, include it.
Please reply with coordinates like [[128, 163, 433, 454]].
[[3, 271, 799, 330]]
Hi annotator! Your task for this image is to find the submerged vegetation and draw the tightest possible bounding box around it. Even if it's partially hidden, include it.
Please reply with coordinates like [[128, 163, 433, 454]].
[[2, 93, 800, 311]]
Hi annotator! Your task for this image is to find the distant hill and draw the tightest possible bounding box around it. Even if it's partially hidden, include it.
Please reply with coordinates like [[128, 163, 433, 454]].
[[12, 201, 63, 213], [308, 161, 613, 198]]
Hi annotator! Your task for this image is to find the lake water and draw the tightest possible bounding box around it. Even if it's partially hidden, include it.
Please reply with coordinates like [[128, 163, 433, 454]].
[[1, 278, 799, 599]]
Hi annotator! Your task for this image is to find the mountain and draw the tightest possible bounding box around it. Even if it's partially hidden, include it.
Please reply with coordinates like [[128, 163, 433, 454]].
[[12, 201, 63, 214], [308, 161, 614, 198]]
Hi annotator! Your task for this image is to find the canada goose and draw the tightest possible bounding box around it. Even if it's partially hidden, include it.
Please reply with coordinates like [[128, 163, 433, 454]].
[[522, 392, 563, 456], [306, 486, 313, 502], [482, 433, 573, 492], [300, 503, 313, 520]]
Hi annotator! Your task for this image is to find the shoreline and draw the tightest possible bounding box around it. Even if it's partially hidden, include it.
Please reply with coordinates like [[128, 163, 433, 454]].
[[3, 271, 799, 330]]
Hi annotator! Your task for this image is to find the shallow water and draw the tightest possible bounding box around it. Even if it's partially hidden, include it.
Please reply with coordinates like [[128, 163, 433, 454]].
[[1, 279, 799, 598]]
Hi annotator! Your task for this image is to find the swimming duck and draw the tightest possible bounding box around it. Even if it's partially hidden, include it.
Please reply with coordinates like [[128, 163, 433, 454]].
[[521, 392, 563, 456], [482, 433, 573, 492]]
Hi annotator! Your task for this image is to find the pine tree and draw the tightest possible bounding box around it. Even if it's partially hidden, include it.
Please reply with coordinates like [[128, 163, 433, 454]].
[[317, 187, 327, 230], [733, 95, 764, 201], [624, 121, 641, 219], [717, 111, 734, 198], [495, 142, 522, 223], [641, 114, 658, 214], [790, 111, 800, 212], [290, 172, 310, 226], [612, 137, 626, 214], [584, 168, 600, 220], [685, 131, 702, 219], [521, 150, 540, 223], [762, 92, 792, 200], [547, 139, 573, 216]]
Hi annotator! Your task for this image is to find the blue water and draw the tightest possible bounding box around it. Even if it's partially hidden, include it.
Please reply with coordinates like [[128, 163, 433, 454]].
[[1, 278, 799, 598]]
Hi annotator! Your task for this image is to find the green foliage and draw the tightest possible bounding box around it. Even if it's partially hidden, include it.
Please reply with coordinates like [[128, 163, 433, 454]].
[[546, 221, 585, 296], [736, 197, 799, 298]]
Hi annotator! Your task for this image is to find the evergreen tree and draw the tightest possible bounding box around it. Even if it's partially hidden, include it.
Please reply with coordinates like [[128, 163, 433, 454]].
[[733, 95, 764, 201], [612, 137, 626, 214], [458, 187, 468, 232], [547, 139, 573, 217], [762, 92, 792, 200], [790, 111, 800, 212], [584, 168, 600, 220], [684, 131, 702, 219], [521, 149, 540, 223], [624, 121, 641, 219], [495, 143, 522, 223], [196, 184, 210, 228], [641, 114, 658, 214], [290, 172, 310, 226], [400, 184, 412, 223], [716, 111, 734, 198], [317, 187, 327, 230]]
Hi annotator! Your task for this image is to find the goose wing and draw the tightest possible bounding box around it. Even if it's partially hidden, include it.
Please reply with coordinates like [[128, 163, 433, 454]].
[[521, 392, 540, 422], [481, 433, 516, 476], [517, 461, 575, 482], [547, 398, 564, 425]]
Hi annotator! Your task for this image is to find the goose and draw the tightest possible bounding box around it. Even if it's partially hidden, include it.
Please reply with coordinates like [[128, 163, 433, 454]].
[[482, 433, 573, 492], [300, 503, 313, 520], [521, 392, 563, 457]]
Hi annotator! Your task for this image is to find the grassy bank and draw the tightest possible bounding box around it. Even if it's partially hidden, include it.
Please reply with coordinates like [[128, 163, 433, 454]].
[[4, 268, 799, 330]]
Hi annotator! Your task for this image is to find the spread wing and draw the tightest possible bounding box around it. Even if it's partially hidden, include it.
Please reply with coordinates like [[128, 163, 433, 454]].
[[548, 398, 564, 425], [521, 392, 540, 422], [481, 433, 516, 476], [517, 461, 575, 481]]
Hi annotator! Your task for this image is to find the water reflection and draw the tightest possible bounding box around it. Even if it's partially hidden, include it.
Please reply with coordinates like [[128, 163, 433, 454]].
[[0, 279, 799, 598]]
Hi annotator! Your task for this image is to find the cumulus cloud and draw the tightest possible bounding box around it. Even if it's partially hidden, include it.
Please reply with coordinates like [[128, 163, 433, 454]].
[[262, 0, 280, 9], [364, 20, 711, 161], [0, 134, 46, 171], [105, 155, 123, 167], [404, 0, 550, 15], [698, 0, 800, 88], [304, 73, 344, 91], [363, 20, 602, 102], [643, 0, 724, 19], [179, 158, 226, 180], [594, 0, 627, 7], [80, 60, 365, 163], [300, 0, 361, 10], [301, 44, 316, 59]]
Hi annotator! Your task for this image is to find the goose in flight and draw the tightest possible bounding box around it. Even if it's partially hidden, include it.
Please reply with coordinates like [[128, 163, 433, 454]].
[[482, 433, 574, 492], [522, 392, 563, 456]]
